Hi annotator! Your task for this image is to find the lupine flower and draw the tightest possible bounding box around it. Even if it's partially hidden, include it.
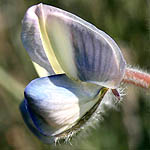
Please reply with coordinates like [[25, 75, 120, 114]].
[[20, 3, 150, 144]]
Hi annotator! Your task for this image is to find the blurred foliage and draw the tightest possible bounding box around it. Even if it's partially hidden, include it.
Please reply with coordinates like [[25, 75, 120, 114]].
[[0, 0, 150, 150]]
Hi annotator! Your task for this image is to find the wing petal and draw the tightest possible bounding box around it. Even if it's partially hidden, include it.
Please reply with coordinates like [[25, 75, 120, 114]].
[[23, 74, 105, 138]]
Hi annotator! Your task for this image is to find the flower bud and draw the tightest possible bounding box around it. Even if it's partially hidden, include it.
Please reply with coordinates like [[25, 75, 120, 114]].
[[20, 3, 126, 144]]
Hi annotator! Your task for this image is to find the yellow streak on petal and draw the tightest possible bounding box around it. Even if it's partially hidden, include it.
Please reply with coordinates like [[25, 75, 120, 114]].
[[33, 62, 49, 77], [38, 4, 64, 74]]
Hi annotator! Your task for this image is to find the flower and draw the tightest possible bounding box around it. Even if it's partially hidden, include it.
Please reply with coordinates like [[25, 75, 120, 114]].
[[20, 3, 126, 144]]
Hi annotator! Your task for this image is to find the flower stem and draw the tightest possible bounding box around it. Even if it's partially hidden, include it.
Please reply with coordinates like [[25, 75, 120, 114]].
[[122, 67, 150, 89]]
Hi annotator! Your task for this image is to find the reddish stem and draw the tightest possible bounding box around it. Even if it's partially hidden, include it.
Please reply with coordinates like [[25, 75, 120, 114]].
[[122, 67, 150, 89]]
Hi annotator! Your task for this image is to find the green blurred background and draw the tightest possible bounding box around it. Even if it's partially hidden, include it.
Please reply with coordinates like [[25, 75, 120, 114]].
[[0, 0, 150, 150]]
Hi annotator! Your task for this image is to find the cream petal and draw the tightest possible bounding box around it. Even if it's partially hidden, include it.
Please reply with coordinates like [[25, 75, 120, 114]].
[[24, 74, 106, 137], [43, 6, 125, 88], [43, 4, 126, 88], [21, 4, 126, 87]]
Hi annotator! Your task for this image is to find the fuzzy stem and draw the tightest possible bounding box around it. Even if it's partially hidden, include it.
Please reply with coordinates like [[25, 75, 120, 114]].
[[122, 67, 150, 89]]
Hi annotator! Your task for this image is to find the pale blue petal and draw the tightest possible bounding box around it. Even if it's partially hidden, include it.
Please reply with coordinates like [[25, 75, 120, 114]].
[[23, 74, 104, 138]]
